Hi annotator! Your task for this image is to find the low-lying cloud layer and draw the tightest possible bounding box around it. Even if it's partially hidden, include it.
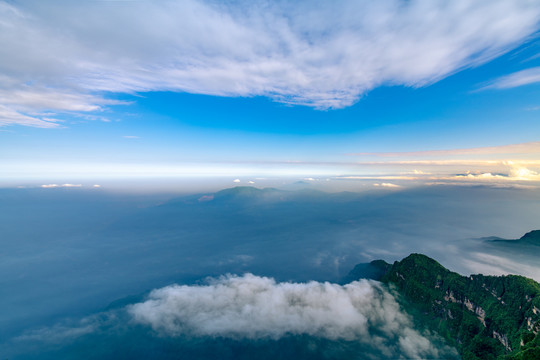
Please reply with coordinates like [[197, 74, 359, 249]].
[[129, 274, 445, 359]]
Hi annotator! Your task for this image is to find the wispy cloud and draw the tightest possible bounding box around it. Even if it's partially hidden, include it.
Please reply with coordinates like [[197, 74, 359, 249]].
[[3, 157, 539, 190], [15, 322, 97, 344], [483, 66, 540, 89], [340, 176, 419, 181], [453, 167, 540, 182], [364, 166, 540, 187], [349, 141, 540, 157], [374, 183, 401, 188], [0, 104, 61, 128], [463, 253, 540, 280], [40, 183, 82, 188], [1, 1, 539, 126]]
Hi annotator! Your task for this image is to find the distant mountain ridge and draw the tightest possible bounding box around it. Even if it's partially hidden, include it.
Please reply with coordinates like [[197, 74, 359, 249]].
[[348, 248, 540, 359], [341, 259, 391, 284], [487, 230, 540, 247], [214, 186, 280, 199]]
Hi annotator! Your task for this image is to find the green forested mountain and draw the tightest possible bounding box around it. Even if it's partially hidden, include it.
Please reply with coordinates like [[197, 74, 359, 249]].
[[350, 254, 540, 360]]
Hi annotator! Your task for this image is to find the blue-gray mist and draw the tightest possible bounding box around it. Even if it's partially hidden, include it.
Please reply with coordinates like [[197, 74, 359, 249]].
[[1, 185, 539, 359]]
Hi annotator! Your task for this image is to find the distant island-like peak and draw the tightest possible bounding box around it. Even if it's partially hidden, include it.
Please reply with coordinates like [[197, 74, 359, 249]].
[[487, 229, 540, 247], [521, 230, 540, 242]]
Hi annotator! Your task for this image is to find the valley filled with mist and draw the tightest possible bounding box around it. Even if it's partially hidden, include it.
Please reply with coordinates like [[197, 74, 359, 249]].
[[2, 185, 539, 359]]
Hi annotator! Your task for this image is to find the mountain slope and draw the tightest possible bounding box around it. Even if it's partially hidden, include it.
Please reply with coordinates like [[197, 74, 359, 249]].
[[349, 254, 540, 360]]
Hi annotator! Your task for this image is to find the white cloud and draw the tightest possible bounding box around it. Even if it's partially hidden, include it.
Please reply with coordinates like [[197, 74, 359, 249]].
[[198, 194, 214, 202], [129, 274, 445, 358], [454, 167, 540, 181], [374, 183, 401, 188], [40, 183, 82, 188], [233, 179, 241, 183], [352, 160, 540, 166], [484, 66, 540, 89], [341, 176, 419, 180], [0, 104, 61, 128], [463, 253, 540, 281], [510, 167, 540, 179], [350, 141, 540, 157], [122, 135, 139, 139], [1, 1, 539, 126]]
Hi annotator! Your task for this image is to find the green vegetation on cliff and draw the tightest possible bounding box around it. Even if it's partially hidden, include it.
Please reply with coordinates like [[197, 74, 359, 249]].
[[351, 253, 540, 360]]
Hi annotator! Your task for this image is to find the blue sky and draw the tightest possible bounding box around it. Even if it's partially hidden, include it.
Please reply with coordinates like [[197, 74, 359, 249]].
[[1, 0, 540, 191]]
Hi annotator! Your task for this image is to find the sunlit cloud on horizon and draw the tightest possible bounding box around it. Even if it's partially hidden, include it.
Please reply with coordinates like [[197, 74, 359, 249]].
[[349, 141, 540, 158], [2, 140, 540, 190], [3, 158, 540, 191]]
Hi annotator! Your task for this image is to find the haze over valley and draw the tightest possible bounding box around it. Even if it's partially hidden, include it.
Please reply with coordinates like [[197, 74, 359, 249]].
[[2, 1, 540, 358], [2, 184, 540, 359]]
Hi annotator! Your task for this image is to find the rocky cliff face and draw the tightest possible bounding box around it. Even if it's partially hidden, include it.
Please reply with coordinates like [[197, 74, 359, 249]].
[[349, 253, 540, 360]]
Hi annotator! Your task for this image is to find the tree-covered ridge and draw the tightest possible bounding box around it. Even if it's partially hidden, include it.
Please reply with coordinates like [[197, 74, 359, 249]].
[[375, 254, 540, 360]]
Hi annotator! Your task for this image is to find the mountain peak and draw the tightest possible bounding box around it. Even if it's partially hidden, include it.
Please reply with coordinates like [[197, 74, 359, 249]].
[[520, 230, 540, 242], [216, 186, 263, 196], [486, 229, 540, 247], [208, 187, 287, 204], [362, 253, 540, 360]]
